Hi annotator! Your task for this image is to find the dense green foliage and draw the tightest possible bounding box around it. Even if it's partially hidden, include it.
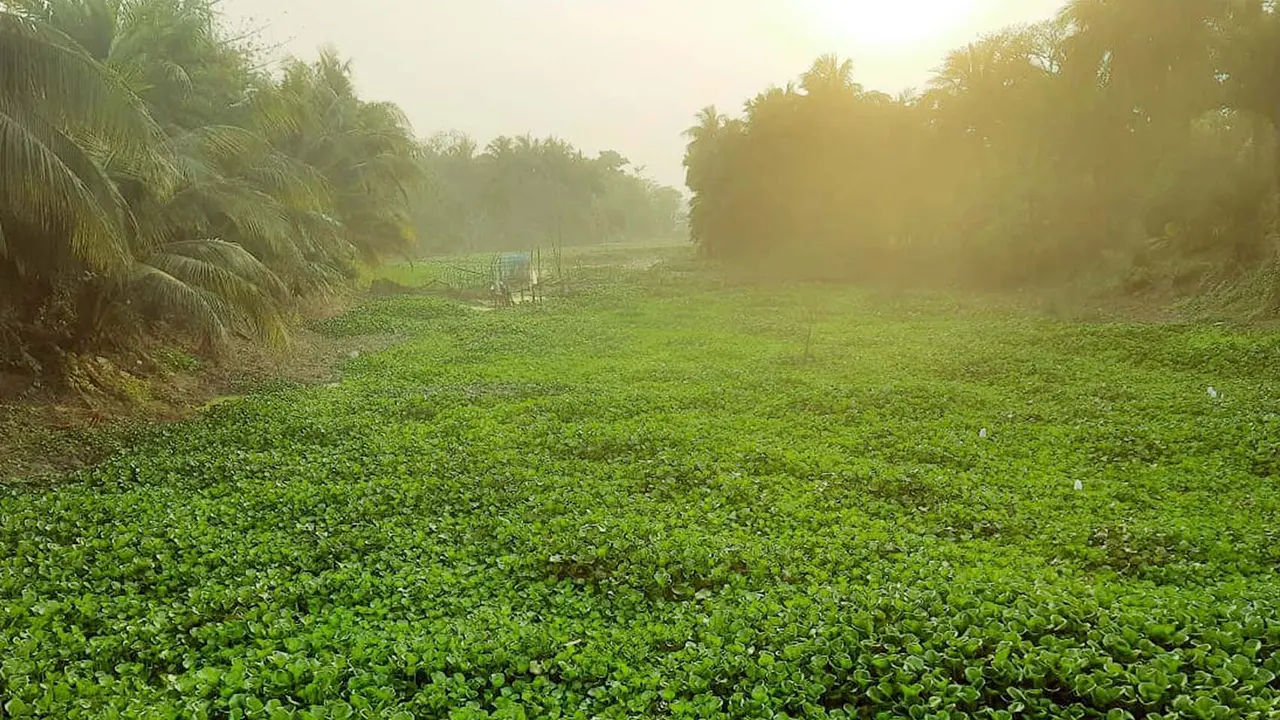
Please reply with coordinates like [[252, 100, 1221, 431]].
[[684, 0, 1280, 294], [0, 0, 423, 372], [3, 260, 1279, 718], [413, 133, 685, 256], [0, 0, 685, 377]]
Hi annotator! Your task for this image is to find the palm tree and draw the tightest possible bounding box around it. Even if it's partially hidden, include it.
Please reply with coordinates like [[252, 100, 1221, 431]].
[[275, 50, 424, 265], [683, 105, 728, 191], [684, 106, 726, 147], [47, 0, 320, 343], [0, 8, 165, 276], [3, 1, 341, 353], [800, 54, 860, 96], [744, 84, 800, 126]]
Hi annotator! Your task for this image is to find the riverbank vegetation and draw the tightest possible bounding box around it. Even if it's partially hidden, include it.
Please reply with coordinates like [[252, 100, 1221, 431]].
[[0, 0, 681, 391], [685, 0, 1280, 307]]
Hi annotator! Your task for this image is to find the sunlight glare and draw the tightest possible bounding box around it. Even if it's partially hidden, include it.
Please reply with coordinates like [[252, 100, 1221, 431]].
[[801, 0, 982, 51]]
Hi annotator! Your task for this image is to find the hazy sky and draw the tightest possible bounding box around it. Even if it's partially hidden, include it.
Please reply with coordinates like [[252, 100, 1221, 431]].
[[218, 0, 1067, 187]]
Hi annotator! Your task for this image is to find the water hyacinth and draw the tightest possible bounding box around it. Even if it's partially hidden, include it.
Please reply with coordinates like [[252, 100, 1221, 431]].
[[4, 278, 1280, 718]]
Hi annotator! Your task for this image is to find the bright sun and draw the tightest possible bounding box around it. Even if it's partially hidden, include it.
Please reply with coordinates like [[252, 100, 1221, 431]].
[[801, 0, 981, 51]]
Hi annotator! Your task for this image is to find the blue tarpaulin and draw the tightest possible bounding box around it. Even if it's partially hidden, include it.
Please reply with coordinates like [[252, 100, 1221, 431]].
[[492, 252, 537, 290]]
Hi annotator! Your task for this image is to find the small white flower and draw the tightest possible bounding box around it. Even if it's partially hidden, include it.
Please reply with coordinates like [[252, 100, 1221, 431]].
[[1074, 479, 1084, 491], [979, 428, 988, 439], [1208, 386, 1218, 400]]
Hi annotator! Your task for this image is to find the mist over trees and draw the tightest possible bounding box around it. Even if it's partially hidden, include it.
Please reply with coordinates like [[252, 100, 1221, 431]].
[[684, 0, 1280, 297], [9, 0, 1277, 384], [0, 0, 684, 378], [412, 133, 686, 256]]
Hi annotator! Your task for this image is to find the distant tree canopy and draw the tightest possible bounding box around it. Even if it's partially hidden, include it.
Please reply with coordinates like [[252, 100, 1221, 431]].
[[412, 132, 686, 256], [685, 0, 1280, 292]]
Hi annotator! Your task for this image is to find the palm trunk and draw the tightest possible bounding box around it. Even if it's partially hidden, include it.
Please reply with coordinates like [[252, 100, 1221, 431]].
[[72, 280, 113, 352], [1273, 121, 1280, 198], [1268, 112, 1280, 310]]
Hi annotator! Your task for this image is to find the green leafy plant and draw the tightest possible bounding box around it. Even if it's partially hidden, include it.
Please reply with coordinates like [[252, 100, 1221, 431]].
[[3, 266, 1279, 718]]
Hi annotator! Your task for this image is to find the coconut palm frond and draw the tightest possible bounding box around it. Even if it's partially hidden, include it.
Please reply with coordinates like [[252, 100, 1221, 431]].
[[193, 179, 297, 252], [173, 124, 266, 167], [130, 261, 232, 345], [136, 239, 288, 345], [0, 11, 161, 151], [360, 100, 413, 131], [0, 93, 133, 226], [0, 103, 133, 271], [162, 238, 290, 301], [246, 150, 333, 211]]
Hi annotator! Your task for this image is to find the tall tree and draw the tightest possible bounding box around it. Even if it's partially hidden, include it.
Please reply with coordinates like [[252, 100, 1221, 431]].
[[683, 4, 1277, 290]]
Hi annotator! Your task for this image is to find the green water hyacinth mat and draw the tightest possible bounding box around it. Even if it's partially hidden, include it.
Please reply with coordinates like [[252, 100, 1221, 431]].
[[3, 278, 1280, 718]]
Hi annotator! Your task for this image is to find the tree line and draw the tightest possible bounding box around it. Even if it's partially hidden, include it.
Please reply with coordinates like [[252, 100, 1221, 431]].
[[1, 0, 424, 374], [684, 0, 1280, 298], [1, 0, 684, 380], [412, 132, 685, 256]]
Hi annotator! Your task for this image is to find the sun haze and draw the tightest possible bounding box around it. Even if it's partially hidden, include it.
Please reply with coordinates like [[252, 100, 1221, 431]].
[[800, 0, 985, 50], [217, 0, 1067, 186]]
